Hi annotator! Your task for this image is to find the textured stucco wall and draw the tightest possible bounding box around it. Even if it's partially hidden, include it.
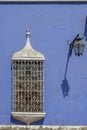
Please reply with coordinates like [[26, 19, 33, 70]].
[[1, 2, 87, 125]]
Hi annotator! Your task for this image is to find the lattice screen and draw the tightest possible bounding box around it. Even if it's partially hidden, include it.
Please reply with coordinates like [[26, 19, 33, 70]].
[[12, 60, 44, 112]]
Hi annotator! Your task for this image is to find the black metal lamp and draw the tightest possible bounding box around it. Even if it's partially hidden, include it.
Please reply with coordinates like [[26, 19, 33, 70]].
[[70, 34, 85, 56]]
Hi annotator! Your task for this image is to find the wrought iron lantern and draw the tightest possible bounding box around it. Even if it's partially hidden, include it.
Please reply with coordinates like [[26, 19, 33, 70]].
[[70, 34, 85, 56]]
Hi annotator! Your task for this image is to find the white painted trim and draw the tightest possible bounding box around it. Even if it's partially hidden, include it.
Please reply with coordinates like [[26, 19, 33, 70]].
[[12, 29, 45, 60], [0, 125, 87, 128], [12, 112, 46, 125]]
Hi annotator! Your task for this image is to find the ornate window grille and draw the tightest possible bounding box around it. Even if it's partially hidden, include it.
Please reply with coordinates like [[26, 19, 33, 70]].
[[12, 29, 45, 125]]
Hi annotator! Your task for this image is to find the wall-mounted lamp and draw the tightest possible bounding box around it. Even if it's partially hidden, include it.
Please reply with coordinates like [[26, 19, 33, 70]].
[[70, 34, 85, 56]]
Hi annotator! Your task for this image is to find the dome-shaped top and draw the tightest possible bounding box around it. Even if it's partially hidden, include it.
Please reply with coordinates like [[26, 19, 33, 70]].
[[12, 29, 45, 60]]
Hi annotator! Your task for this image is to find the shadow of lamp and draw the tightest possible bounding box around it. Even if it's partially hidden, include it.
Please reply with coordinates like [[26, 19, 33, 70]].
[[61, 34, 85, 98]]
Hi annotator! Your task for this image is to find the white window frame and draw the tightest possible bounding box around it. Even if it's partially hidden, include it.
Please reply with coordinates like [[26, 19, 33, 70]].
[[12, 29, 46, 125]]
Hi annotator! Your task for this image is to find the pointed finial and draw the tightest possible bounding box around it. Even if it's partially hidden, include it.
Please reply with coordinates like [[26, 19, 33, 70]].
[[26, 29, 30, 38]]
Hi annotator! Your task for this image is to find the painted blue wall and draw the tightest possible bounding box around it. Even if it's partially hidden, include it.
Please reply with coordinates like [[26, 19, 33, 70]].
[[0, 2, 87, 125]]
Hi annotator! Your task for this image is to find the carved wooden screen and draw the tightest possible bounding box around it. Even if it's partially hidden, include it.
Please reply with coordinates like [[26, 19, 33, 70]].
[[12, 60, 44, 112]]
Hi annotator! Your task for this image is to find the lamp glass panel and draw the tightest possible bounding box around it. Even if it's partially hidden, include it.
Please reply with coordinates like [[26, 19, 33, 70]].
[[73, 43, 85, 56]]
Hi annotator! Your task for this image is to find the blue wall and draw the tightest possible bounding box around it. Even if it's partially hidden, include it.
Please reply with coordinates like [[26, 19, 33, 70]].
[[0, 2, 87, 125]]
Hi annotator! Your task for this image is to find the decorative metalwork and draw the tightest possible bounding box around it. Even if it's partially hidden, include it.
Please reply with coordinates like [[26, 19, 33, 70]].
[[12, 29, 45, 113], [12, 60, 44, 112], [69, 34, 85, 56]]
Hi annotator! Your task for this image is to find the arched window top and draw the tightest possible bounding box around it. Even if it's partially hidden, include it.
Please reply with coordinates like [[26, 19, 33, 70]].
[[12, 29, 45, 60]]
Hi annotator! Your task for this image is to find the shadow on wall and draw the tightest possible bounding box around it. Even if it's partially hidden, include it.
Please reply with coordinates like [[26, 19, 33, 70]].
[[84, 16, 87, 41], [61, 16, 87, 98], [31, 118, 44, 125], [11, 115, 44, 125], [61, 48, 70, 98], [11, 116, 25, 125], [61, 79, 69, 98]]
